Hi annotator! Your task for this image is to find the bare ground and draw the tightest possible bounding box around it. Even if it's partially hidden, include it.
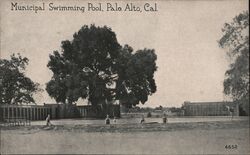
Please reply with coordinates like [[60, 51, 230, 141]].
[[1, 119, 249, 154]]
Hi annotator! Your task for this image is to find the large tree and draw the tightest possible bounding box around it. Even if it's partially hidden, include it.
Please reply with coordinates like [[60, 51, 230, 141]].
[[115, 47, 157, 108], [46, 25, 157, 107], [219, 11, 249, 115], [0, 53, 40, 104]]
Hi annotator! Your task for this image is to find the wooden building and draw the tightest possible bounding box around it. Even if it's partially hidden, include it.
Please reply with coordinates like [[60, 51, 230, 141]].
[[182, 101, 239, 116]]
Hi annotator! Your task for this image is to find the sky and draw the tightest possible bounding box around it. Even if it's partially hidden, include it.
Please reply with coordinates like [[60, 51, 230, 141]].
[[0, 0, 248, 107]]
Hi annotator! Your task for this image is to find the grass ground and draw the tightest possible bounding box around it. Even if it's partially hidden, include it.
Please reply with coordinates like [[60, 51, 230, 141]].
[[0, 117, 249, 154]]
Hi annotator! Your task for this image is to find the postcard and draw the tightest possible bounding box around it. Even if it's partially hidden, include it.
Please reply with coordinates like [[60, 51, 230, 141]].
[[0, 0, 249, 154]]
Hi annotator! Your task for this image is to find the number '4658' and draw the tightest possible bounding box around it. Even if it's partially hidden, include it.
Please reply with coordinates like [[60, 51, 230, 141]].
[[225, 145, 237, 149]]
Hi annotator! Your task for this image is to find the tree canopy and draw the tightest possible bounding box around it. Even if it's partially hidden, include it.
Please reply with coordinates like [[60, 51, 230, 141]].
[[46, 25, 157, 107], [219, 11, 249, 115], [0, 53, 40, 104]]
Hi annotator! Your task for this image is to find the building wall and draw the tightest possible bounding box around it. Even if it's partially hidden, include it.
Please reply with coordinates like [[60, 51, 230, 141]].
[[182, 102, 239, 116]]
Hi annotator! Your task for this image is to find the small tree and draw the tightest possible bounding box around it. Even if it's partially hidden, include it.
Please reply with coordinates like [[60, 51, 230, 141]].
[[219, 11, 249, 115], [0, 53, 40, 104]]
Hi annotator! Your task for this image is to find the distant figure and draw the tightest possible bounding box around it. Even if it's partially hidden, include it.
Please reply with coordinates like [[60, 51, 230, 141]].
[[46, 114, 52, 126], [105, 114, 110, 125], [113, 117, 117, 123], [162, 112, 168, 124], [140, 115, 145, 124], [226, 106, 234, 120]]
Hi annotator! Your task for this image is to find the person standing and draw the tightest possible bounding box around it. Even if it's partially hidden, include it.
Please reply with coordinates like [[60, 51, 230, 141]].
[[226, 106, 234, 120], [46, 114, 52, 126], [162, 112, 168, 123], [105, 114, 110, 125], [113, 116, 117, 123], [140, 115, 145, 124]]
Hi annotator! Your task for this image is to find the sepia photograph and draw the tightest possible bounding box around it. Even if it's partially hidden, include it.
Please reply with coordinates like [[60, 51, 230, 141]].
[[0, 0, 249, 154]]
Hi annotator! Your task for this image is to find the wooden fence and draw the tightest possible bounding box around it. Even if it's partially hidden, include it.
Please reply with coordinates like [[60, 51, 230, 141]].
[[0, 103, 121, 122], [0, 104, 56, 122]]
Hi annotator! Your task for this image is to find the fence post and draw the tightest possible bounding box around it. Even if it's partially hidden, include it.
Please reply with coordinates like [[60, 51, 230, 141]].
[[36, 107, 38, 120], [3, 106, 5, 121], [12, 107, 14, 119], [31, 107, 34, 121]]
